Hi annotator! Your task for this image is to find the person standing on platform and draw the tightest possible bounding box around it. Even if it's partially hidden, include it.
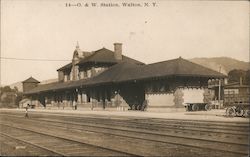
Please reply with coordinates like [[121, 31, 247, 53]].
[[25, 104, 29, 118], [73, 100, 77, 110]]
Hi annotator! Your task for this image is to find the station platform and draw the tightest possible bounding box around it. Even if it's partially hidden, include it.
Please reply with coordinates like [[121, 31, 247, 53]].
[[1, 108, 249, 123]]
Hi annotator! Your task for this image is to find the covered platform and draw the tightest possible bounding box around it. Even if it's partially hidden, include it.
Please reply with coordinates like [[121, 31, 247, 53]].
[[23, 57, 226, 111]]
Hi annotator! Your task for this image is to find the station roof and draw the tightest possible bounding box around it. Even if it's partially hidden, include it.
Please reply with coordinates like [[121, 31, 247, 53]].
[[137, 57, 226, 79], [57, 63, 72, 71], [24, 80, 87, 94], [84, 57, 226, 85], [25, 57, 226, 95]]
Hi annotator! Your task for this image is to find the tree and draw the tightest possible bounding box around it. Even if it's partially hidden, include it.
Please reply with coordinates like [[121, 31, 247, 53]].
[[15, 92, 23, 106], [2, 86, 12, 92], [0, 86, 23, 108], [14, 86, 18, 92]]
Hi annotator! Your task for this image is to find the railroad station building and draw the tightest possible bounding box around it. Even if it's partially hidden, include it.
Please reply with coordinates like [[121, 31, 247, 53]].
[[22, 43, 226, 111]]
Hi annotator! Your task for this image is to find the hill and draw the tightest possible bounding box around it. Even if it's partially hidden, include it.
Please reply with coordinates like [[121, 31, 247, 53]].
[[189, 57, 249, 75]]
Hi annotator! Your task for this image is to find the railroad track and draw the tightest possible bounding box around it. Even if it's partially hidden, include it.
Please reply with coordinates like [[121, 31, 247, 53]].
[[0, 112, 248, 144], [1, 112, 248, 134], [0, 133, 62, 156], [29, 111, 250, 131], [1, 114, 248, 157], [0, 123, 137, 156], [21, 116, 249, 145], [1, 113, 248, 143], [52, 116, 249, 134], [1, 113, 248, 142]]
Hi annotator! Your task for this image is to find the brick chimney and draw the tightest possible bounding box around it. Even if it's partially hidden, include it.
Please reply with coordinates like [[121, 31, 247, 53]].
[[114, 43, 122, 60]]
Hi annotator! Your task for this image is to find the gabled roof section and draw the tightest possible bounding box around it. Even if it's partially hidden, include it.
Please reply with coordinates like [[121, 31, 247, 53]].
[[73, 49, 93, 59], [22, 77, 40, 83], [57, 48, 144, 71], [77, 48, 144, 65], [57, 62, 72, 71]]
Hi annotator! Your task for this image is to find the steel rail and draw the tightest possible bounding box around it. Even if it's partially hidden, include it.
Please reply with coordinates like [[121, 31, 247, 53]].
[[0, 113, 248, 135], [54, 116, 249, 134], [0, 132, 66, 156], [1, 116, 248, 157], [31, 117, 249, 145], [0, 123, 141, 157]]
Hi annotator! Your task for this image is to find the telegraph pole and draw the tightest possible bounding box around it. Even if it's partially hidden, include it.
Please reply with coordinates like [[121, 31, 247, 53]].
[[218, 66, 221, 109]]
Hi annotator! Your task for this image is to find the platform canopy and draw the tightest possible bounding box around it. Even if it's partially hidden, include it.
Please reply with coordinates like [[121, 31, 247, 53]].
[[24, 57, 226, 95]]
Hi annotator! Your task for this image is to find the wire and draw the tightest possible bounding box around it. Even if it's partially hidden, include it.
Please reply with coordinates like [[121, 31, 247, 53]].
[[0, 57, 71, 61]]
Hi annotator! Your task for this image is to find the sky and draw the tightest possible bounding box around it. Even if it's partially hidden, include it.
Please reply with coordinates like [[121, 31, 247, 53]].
[[1, 0, 249, 85]]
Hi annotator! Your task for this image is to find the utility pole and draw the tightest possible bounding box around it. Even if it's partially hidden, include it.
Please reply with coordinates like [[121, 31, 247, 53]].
[[218, 66, 221, 109]]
